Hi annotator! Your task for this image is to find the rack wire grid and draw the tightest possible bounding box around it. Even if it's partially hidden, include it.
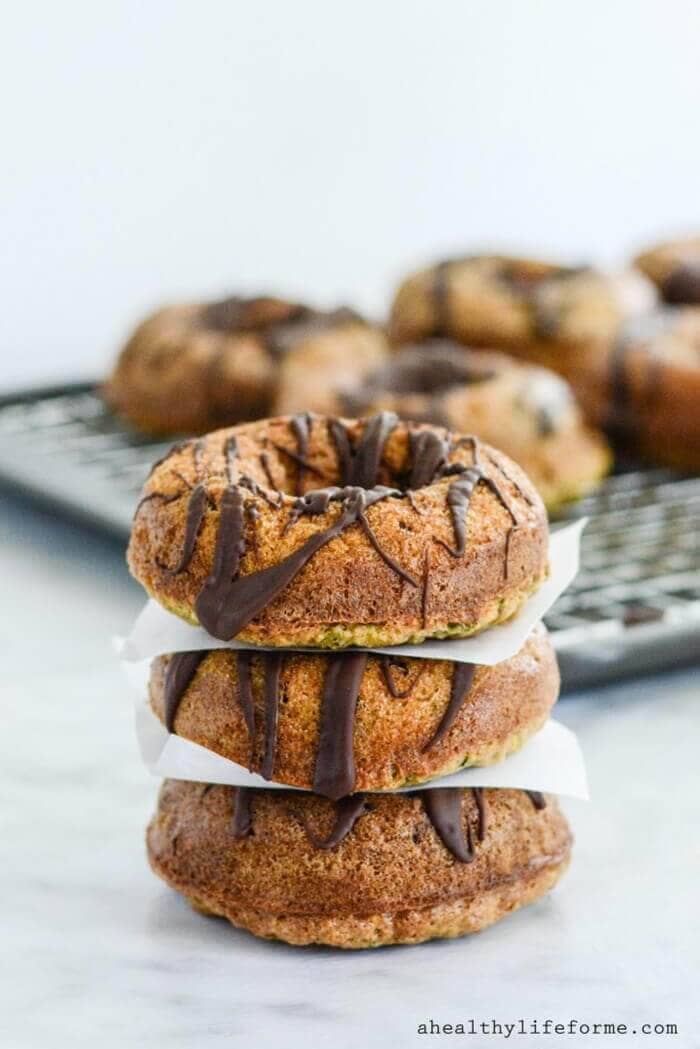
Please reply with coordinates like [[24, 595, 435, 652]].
[[1, 382, 698, 690]]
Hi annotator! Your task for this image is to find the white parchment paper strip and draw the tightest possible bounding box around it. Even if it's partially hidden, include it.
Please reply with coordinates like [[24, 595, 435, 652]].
[[134, 697, 588, 799], [117, 519, 585, 666]]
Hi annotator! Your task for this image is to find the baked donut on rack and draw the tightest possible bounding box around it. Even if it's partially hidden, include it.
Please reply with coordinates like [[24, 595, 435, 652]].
[[388, 253, 654, 358], [149, 623, 558, 797], [127, 413, 549, 647], [147, 781, 572, 948], [104, 295, 387, 435], [276, 341, 610, 509], [570, 308, 700, 470]]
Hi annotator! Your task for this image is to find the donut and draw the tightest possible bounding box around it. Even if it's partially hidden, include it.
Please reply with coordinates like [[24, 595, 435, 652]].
[[565, 308, 700, 470], [128, 413, 548, 647], [104, 295, 387, 435], [147, 781, 571, 948], [635, 235, 700, 304], [388, 254, 654, 354], [276, 341, 610, 509], [150, 623, 558, 797]]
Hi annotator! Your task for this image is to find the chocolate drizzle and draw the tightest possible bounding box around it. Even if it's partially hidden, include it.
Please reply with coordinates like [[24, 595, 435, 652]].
[[525, 790, 546, 810], [231, 786, 253, 838], [301, 795, 368, 849], [227, 786, 543, 857], [408, 430, 450, 489], [329, 411, 399, 487], [379, 656, 424, 699], [422, 787, 484, 863], [224, 434, 239, 483], [157, 484, 208, 574], [313, 653, 368, 800], [260, 652, 284, 780], [194, 485, 246, 636], [163, 651, 206, 731], [423, 662, 476, 751], [437, 438, 519, 573]]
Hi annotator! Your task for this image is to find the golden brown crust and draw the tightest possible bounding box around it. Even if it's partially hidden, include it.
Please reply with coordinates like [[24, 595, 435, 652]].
[[150, 625, 559, 792], [275, 341, 609, 509], [127, 414, 549, 647], [104, 297, 387, 435], [147, 782, 572, 948]]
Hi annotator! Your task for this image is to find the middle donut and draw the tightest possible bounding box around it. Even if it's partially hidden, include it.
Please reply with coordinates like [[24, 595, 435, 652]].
[[149, 623, 558, 797]]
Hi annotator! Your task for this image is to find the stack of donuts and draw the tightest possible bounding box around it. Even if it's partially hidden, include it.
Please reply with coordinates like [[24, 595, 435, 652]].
[[128, 410, 575, 948]]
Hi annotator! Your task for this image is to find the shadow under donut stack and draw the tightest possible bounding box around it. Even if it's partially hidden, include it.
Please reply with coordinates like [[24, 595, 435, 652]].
[[127, 412, 575, 948]]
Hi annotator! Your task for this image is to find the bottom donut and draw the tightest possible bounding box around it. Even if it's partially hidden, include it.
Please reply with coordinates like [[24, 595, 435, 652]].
[[147, 781, 572, 949]]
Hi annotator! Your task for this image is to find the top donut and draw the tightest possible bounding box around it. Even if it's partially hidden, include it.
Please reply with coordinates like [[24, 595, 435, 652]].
[[128, 413, 548, 647], [104, 295, 387, 435]]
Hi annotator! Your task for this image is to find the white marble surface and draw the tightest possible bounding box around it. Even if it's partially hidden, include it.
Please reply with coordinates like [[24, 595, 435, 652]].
[[2, 490, 699, 1049]]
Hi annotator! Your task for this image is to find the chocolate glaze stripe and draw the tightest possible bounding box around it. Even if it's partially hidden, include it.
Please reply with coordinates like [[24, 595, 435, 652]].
[[301, 795, 368, 849], [437, 437, 519, 577], [145, 438, 191, 480], [525, 790, 546, 810], [289, 411, 312, 494], [328, 411, 398, 488], [260, 653, 284, 781], [259, 449, 278, 492], [327, 418, 354, 482], [163, 651, 206, 731], [194, 485, 246, 636], [423, 662, 476, 751], [193, 437, 207, 478], [313, 653, 368, 800], [231, 786, 253, 838], [224, 434, 239, 484], [408, 430, 450, 489], [133, 489, 183, 521], [422, 787, 480, 863], [356, 511, 419, 586], [379, 656, 425, 699], [473, 786, 486, 840], [156, 484, 208, 574]]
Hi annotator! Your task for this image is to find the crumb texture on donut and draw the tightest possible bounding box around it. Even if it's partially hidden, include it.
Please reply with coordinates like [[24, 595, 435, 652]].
[[147, 783, 572, 948], [128, 413, 549, 647]]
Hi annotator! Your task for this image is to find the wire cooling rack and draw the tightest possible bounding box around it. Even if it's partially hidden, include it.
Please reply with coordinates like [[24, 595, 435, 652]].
[[1, 382, 698, 689]]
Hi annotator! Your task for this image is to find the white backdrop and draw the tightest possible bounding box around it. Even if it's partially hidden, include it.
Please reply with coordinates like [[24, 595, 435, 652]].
[[2, 0, 700, 387]]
